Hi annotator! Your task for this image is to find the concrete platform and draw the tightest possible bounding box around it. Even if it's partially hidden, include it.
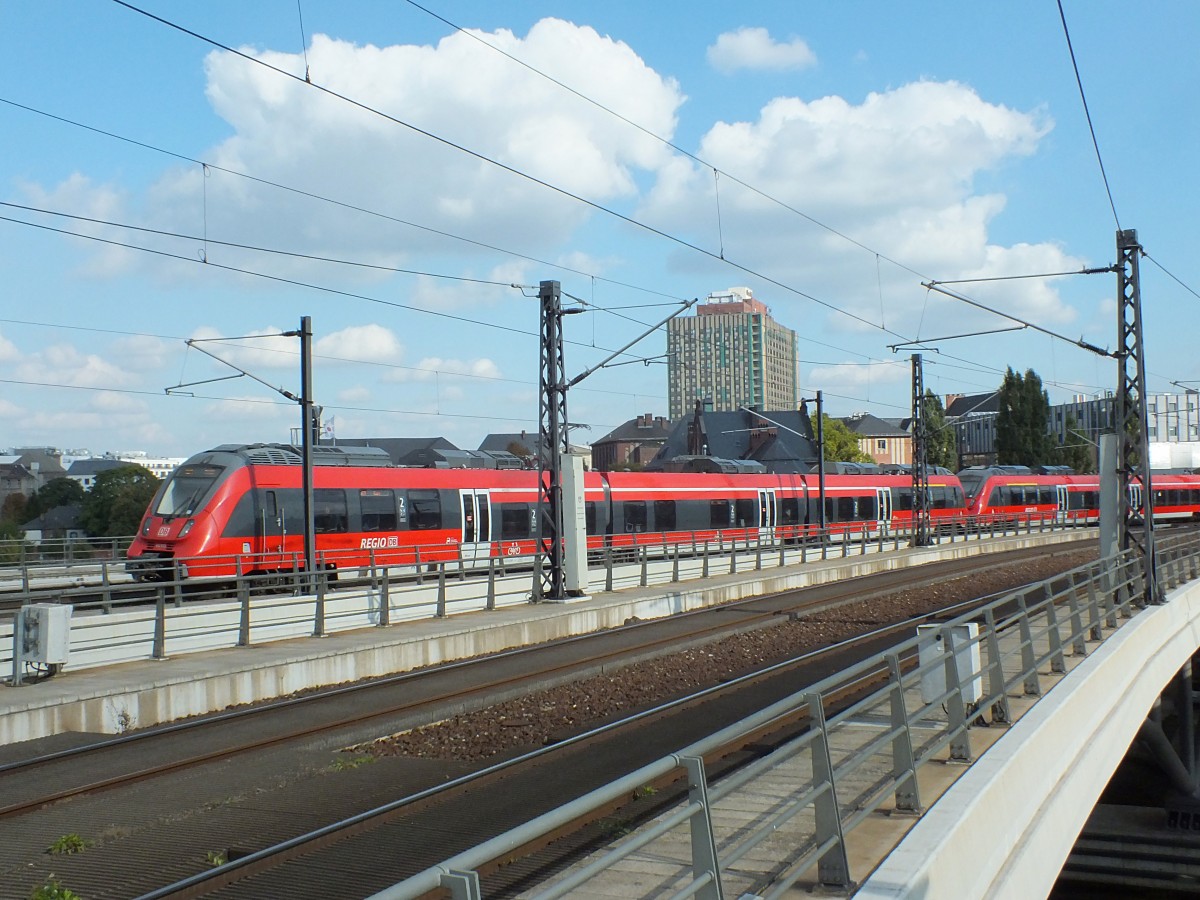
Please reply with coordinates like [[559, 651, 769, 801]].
[[0, 531, 1092, 747]]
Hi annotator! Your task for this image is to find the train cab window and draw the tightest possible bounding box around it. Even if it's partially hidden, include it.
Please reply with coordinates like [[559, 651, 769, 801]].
[[359, 489, 397, 532], [408, 489, 442, 530], [314, 489, 349, 533], [653, 500, 677, 532], [780, 498, 801, 525], [735, 498, 758, 527], [500, 505, 531, 539], [623, 501, 647, 533], [154, 464, 224, 517], [709, 500, 732, 528]]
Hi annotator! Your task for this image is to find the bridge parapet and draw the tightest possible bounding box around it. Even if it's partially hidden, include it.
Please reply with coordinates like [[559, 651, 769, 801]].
[[374, 532, 1200, 899]]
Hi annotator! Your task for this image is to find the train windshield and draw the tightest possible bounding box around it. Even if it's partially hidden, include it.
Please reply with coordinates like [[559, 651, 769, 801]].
[[958, 471, 986, 500], [153, 464, 224, 517]]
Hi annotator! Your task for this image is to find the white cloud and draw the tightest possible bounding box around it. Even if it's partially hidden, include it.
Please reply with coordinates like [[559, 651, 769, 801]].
[[641, 80, 1063, 337], [315, 324, 404, 364], [51, 19, 683, 288], [16, 343, 135, 388], [0, 329, 20, 363], [110, 334, 174, 372], [707, 27, 817, 74], [806, 360, 908, 393], [382, 355, 502, 384]]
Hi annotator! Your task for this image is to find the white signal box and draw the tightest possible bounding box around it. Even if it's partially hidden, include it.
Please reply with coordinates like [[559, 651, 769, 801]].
[[917, 623, 982, 706], [23, 603, 73, 664]]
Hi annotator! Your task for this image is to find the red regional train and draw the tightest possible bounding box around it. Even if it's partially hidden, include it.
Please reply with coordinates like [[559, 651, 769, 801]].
[[958, 466, 1200, 525], [126, 443, 968, 580]]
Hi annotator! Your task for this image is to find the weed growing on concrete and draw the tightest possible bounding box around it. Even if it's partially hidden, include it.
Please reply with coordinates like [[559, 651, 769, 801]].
[[46, 834, 91, 855]]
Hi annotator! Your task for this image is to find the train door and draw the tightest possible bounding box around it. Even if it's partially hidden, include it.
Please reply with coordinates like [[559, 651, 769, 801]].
[[876, 487, 893, 535], [1129, 484, 1144, 522], [255, 488, 286, 570], [1056, 484, 1070, 524], [757, 489, 777, 543], [459, 490, 492, 565]]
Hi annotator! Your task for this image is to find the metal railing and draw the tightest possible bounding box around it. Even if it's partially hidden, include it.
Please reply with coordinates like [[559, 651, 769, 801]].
[[2, 514, 1091, 677], [369, 531, 1200, 900]]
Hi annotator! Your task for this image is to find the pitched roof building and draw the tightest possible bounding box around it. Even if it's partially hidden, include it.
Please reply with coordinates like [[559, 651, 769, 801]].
[[591, 413, 673, 471], [839, 413, 912, 467]]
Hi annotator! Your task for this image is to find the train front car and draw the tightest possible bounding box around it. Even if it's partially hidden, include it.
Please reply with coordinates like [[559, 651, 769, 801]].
[[126, 447, 246, 580]]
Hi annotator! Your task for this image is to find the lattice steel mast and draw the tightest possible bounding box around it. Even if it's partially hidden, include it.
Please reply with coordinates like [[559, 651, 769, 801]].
[[533, 281, 570, 602], [1115, 229, 1160, 605], [911, 353, 932, 547]]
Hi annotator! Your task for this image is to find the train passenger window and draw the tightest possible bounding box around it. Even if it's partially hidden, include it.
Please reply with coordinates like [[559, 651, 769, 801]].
[[500, 505, 530, 539], [709, 500, 731, 528], [837, 497, 857, 520], [623, 501, 647, 533], [735, 498, 757, 527], [859, 496, 877, 519], [892, 488, 914, 511], [408, 489, 442, 530], [987, 487, 1004, 507], [585, 502, 597, 534], [314, 489, 348, 534], [654, 500, 676, 531], [780, 498, 801, 525], [1039, 487, 1055, 505], [930, 488, 947, 510], [359, 489, 397, 532]]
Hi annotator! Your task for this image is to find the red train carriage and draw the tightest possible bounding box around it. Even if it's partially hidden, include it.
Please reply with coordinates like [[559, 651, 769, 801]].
[[126, 443, 973, 581], [960, 466, 1200, 525]]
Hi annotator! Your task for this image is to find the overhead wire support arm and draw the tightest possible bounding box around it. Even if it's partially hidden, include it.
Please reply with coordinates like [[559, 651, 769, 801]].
[[566, 297, 699, 389], [920, 281, 1116, 359], [887, 325, 1027, 353], [173, 335, 302, 402]]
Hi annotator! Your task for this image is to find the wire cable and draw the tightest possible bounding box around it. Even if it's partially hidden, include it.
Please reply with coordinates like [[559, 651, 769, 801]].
[[108, 0, 901, 338], [1057, 0, 1121, 229]]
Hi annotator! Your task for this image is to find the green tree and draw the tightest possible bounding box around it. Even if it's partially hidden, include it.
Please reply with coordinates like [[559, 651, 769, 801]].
[[81, 465, 160, 537], [1056, 415, 1094, 473], [22, 477, 85, 523], [812, 414, 873, 463], [921, 389, 958, 471], [996, 367, 1055, 466], [1, 491, 27, 525]]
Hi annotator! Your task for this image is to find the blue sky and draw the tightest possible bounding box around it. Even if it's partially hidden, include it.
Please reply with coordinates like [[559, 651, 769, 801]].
[[2, 1, 1198, 458]]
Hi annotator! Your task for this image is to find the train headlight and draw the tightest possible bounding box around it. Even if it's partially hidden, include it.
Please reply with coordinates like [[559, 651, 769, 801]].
[[178, 518, 195, 538], [141, 518, 153, 536]]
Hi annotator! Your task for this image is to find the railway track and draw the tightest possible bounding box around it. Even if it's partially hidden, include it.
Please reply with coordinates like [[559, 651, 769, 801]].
[[0, 544, 1093, 899]]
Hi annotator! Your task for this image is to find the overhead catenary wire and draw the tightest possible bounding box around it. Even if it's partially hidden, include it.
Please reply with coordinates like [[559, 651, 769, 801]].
[[107, 0, 902, 339], [6, 6, 1162, 434], [0, 96, 686, 306], [1, 55, 1122, 395], [1056, 0, 1121, 230]]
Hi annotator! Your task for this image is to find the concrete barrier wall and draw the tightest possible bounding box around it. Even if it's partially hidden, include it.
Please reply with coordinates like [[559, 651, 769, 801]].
[[858, 577, 1200, 900]]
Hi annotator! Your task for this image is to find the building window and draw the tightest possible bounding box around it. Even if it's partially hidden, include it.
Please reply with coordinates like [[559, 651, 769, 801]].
[[877, 439, 887, 451]]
